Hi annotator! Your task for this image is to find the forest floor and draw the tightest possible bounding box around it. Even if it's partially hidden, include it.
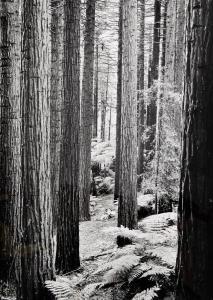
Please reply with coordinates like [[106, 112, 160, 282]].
[[51, 194, 177, 300]]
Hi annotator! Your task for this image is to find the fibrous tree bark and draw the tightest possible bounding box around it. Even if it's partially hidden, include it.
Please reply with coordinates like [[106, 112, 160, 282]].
[[56, 0, 81, 272], [176, 1, 213, 299], [18, 0, 55, 298], [137, 0, 145, 189], [79, 0, 96, 221], [50, 0, 63, 233], [0, 0, 21, 281], [118, 0, 138, 230], [114, 0, 122, 201], [101, 60, 109, 142]]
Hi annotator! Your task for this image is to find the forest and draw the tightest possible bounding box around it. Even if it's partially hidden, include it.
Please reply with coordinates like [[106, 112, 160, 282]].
[[0, 0, 213, 299]]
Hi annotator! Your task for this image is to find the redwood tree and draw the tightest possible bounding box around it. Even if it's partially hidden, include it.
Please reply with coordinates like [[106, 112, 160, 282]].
[[18, 0, 55, 298], [56, 0, 81, 272], [176, 1, 213, 298], [118, 0, 138, 230], [79, 0, 96, 220], [0, 0, 21, 281]]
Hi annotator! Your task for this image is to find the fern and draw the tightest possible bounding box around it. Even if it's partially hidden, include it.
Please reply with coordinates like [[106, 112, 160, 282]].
[[128, 263, 152, 284], [132, 286, 160, 300], [45, 280, 79, 300], [93, 254, 140, 275], [81, 283, 100, 299], [100, 255, 140, 286]]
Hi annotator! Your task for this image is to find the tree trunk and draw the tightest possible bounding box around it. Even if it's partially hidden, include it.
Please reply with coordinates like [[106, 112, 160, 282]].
[[50, 0, 63, 233], [114, 0, 123, 201], [118, 0, 138, 230], [56, 0, 81, 273], [0, 0, 21, 281], [93, 42, 99, 139], [101, 61, 109, 142], [176, 1, 213, 299], [79, 0, 96, 221], [137, 0, 145, 189], [18, 0, 55, 298], [146, 0, 161, 159]]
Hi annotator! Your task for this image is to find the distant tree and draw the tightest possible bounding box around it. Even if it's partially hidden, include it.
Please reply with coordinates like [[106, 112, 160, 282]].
[[79, 0, 96, 221], [18, 0, 55, 298], [56, 0, 81, 272], [114, 0, 122, 201], [101, 59, 110, 141], [146, 0, 161, 160], [176, 1, 213, 298], [93, 42, 99, 139], [118, 0, 138, 229], [0, 0, 21, 281]]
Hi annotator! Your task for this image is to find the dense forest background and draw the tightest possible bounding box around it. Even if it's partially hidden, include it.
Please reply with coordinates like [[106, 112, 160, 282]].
[[0, 0, 213, 299]]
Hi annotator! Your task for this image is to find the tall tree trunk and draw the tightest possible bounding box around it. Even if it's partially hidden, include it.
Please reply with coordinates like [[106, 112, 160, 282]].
[[93, 42, 99, 139], [176, 1, 213, 299], [50, 0, 63, 234], [108, 103, 112, 141], [56, 0, 81, 273], [101, 61, 109, 142], [0, 0, 21, 281], [146, 0, 161, 159], [114, 0, 123, 201], [137, 0, 145, 189], [18, 0, 55, 298], [118, 0, 138, 230], [154, 0, 168, 214], [79, 0, 96, 221]]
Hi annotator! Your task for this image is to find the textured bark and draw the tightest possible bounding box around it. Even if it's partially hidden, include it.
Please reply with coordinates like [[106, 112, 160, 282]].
[[50, 0, 63, 231], [0, 0, 21, 281], [56, 0, 80, 273], [137, 0, 145, 185], [93, 42, 99, 139], [18, 0, 55, 298], [118, 0, 138, 230], [114, 0, 122, 201], [79, 0, 95, 221], [146, 0, 161, 159], [176, 1, 213, 299]]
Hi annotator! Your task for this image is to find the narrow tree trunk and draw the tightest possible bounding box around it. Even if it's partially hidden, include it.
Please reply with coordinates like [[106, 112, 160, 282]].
[[154, 0, 168, 214], [101, 61, 109, 142], [93, 42, 99, 139], [56, 0, 81, 273], [18, 0, 55, 298], [79, 0, 96, 221], [176, 1, 213, 298], [118, 0, 138, 230], [146, 0, 161, 159], [114, 0, 123, 201], [108, 103, 112, 141], [0, 0, 21, 281], [137, 0, 145, 189]]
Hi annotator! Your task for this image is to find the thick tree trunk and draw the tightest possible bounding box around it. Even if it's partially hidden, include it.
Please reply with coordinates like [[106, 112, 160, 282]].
[[137, 0, 145, 188], [114, 0, 122, 201], [18, 0, 55, 298], [79, 0, 96, 221], [56, 0, 81, 273], [118, 0, 138, 230], [146, 0, 161, 159], [176, 1, 213, 299], [50, 0, 63, 232], [0, 0, 21, 281]]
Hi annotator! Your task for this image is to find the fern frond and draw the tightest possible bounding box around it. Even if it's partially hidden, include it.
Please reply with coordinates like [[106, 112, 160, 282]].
[[132, 286, 160, 300], [45, 280, 79, 299]]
